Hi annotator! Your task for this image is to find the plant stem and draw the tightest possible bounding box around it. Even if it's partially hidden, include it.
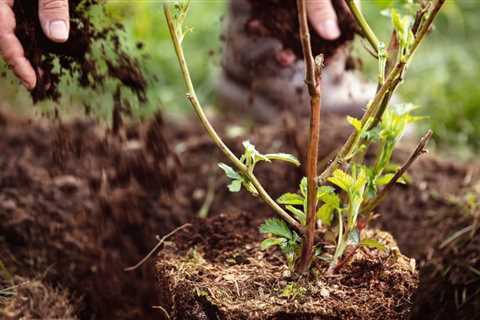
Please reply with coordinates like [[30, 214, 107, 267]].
[[294, 0, 322, 274], [361, 130, 432, 215], [346, 0, 379, 54], [318, 0, 445, 183], [163, 4, 302, 233]]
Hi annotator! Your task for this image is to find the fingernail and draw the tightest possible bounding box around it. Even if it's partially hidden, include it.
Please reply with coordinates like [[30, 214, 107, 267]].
[[49, 20, 69, 42], [318, 20, 341, 40]]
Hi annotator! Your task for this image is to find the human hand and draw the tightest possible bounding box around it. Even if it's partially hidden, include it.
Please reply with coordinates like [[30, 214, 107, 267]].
[[0, 0, 70, 89], [307, 0, 341, 40]]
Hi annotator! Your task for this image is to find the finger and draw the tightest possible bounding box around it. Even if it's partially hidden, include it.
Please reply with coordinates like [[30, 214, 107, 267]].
[[0, 0, 36, 89], [38, 0, 69, 43], [307, 0, 341, 40]]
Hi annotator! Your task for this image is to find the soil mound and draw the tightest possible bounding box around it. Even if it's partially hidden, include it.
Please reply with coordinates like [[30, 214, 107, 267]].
[[157, 212, 418, 320]]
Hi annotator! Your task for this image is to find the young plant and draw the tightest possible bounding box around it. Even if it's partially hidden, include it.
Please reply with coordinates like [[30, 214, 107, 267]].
[[164, 0, 445, 275]]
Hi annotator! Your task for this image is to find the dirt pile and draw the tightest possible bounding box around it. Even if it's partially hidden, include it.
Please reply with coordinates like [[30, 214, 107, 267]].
[[157, 212, 418, 320], [12, 0, 147, 105]]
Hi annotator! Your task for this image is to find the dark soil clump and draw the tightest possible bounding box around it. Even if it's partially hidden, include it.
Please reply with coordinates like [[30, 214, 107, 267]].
[[247, 0, 358, 61], [0, 111, 181, 319], [12, 0, 147, 104], [157, 212, 418, 320]]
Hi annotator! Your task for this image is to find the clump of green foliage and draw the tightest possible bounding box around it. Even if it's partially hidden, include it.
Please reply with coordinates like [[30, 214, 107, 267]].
[[164, 0, 445, 274]]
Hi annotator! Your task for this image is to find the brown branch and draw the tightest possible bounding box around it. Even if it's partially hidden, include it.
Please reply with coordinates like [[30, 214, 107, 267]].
[[294, 0, 322, 274], [362, 130, 433, 215]]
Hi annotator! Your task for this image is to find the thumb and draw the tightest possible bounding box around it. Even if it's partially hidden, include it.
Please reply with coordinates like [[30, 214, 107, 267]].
[[38, 0, 70, 43], [307, 0, 341, 41]]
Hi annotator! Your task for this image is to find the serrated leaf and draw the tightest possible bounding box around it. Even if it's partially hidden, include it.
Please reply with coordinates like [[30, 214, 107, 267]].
[[259, 218, 293, 240], [218, 163, 241, 180], [286, 205, 306, 225], [328, 169, 354, 192], [347, 116, 362, 132], [260, 238, 285, 250], [265, 153, 300, 166], [317, 185, 335, 199], [277, 193, 304, 205], [318, 192, 340, 208], [317, 204, 335, 226], [228, 179, 242, 192], [361, 238, 386, 251]]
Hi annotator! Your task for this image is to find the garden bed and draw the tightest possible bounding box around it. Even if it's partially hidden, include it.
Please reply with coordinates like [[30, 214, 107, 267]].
[[0, 109, 478, 319]]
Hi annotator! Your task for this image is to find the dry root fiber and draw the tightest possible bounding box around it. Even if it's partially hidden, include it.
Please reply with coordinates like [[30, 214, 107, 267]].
[[1, 277, 78, 320]]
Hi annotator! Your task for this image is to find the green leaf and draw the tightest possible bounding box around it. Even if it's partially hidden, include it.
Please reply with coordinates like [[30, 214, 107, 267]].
[[265, 153, 300, 166], [277, 193, 304, 205], [286, 205, 306, 225], [260, 238, 285, 250], [228, 179, 242, 192], [317, 186, 335, 199], [318, 191, 340, 208], [242, 140, 270, 164], [361, 238, 386, 251], [300, 177, 308, 198], [259, 218, 293, 240], [347, 116, 362, 132], [218, 163, 241, 180], [317, 204, 335, 226], [328, 169, 354, 192]]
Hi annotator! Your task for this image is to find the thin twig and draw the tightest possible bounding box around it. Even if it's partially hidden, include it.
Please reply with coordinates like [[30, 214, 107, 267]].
[[163, 4, 302, 233], [346, 0, 379, 54], [294, 0, 322, 274], [124, 223, 192, 271], [362, 130, 432, 214]]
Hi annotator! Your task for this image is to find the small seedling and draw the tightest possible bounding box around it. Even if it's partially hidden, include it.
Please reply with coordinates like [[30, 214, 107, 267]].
[[164, 0, 445, 274]]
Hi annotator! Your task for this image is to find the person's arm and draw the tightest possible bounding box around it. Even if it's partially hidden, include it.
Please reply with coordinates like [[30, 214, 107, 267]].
[[0, 0, 70, 89]]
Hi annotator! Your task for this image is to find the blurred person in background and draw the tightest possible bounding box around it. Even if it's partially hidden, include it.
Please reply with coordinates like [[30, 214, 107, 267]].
[[216, 0, 375, 122]]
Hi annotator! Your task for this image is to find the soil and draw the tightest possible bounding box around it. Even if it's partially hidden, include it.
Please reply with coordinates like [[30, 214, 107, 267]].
[[0, 110, 181, 319], [0, 109, 479, 319], [156, 212, 418, 320], [11, 0, 147, 105], [1, 276, 79, 320], [247, 0, 358, 61]]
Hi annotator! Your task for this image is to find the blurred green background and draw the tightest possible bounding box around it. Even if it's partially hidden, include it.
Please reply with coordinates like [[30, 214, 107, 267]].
[[0, 0, 478, 157]]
